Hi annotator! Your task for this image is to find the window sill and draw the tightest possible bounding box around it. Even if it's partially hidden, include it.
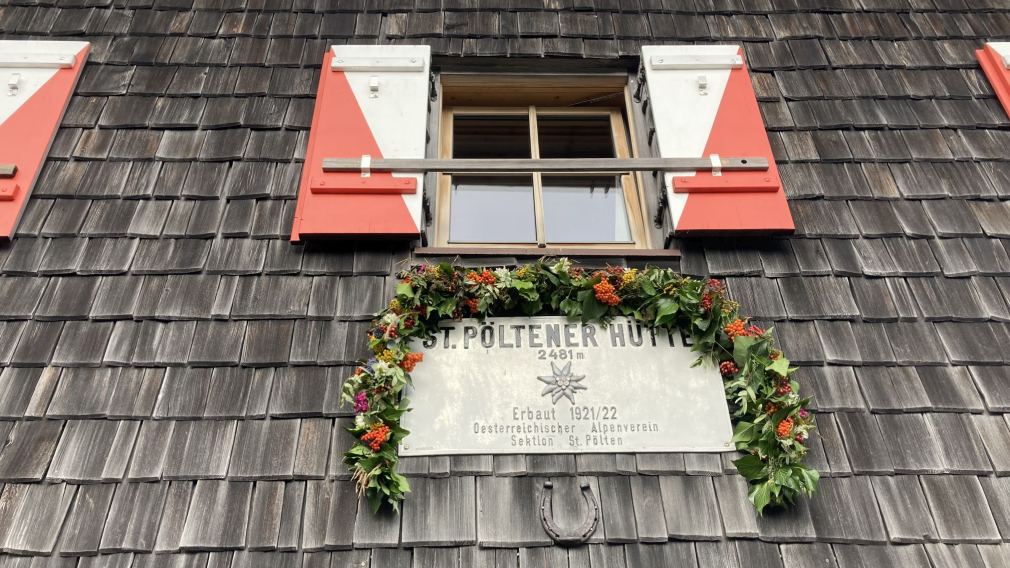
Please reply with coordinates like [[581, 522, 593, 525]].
[[413, 246, 681, 258]]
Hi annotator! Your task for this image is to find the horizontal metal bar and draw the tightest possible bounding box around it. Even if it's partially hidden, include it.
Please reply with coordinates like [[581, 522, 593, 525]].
[[321, 157, 769, 174]]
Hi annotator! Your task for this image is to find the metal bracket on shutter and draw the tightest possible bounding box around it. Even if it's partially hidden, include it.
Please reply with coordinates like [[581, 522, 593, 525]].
[[429, 70, 438, 101], [649, 53, 743, 70], [0, 164, 16, 178], [0, 184, 19, 202], [0, 52, 75, 68], [539, 481, 599, 546], [330, 53, 426, 72]]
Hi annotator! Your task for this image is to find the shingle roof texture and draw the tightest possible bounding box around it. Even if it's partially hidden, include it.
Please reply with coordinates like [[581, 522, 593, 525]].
[[1, 0, 1010, 566]]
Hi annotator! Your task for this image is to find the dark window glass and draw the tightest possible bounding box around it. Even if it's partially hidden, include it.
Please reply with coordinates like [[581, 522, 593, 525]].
[[453, 115, 531, 159], [537, 115, 615, 159]]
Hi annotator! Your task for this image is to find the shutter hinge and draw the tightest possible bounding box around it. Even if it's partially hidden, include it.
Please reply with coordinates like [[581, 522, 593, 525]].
[[429, 71, 438, 102], [633, 64, 646, 103], [654, 179, 668, 229]]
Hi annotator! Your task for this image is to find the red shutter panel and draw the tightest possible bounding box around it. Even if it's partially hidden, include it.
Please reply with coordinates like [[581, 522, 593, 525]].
[[977, 43, 1010, 119], [641, 45, 793, 236], [0, 41, 90, 241], [291, 45, 431, 241]]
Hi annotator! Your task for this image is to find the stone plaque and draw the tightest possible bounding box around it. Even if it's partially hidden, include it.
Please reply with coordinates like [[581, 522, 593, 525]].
[[399, 316, 733, 456]]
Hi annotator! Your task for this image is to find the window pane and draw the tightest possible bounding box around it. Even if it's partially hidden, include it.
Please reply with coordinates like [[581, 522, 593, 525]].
[[542, 176, 631, 243], [537, 115, 615, 159], [449, 176, 536, 243], [453, 115, 531, 159]]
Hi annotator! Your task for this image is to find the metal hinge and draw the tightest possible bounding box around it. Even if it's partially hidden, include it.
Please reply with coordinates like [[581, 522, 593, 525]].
[[429, 70, 438, 102], [632, 63, 646, 103], [654, 179, 668, 229]]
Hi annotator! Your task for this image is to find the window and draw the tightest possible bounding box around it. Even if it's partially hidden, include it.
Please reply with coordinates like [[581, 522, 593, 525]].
[[434, 81, 649, 250]]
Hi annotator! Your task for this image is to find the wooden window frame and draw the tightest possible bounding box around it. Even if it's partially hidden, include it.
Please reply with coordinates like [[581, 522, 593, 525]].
[[435, 105, 649, 250]]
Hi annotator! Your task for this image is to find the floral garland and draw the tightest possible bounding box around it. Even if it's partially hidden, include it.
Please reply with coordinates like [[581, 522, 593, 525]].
[[342, 259, 818, 514]]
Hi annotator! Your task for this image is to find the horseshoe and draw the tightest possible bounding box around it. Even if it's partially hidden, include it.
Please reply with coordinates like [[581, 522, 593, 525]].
[[539, 480, 600, 546]]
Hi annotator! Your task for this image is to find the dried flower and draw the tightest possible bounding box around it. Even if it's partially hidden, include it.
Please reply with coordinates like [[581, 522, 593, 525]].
[[353, 391, 369, 414]]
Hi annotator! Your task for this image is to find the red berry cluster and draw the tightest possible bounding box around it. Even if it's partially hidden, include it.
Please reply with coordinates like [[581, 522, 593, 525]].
[[776, 379, 793, 396], [467, 270, 497, 285], [593, 279, 621, 306], [724, 319, 747, 340], [400, 352, 423, 372], [361, 423, 391, 451], [465, 298, 479, 314], [776, 418, 794, 438], [719, 360, 739, 376], [378, 324, 398, 339], [700, 293, 712, 312], [765, 402, 780, 415]]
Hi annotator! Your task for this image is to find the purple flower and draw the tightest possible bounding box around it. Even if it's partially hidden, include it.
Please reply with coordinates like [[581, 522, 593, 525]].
[[798, 408, 810, 420], [354, 391, 369, 414]]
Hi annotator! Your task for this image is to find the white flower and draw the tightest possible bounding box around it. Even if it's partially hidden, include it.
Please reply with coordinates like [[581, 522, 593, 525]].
[[493, 267, 512, 288], [355, 414, 366, 428]]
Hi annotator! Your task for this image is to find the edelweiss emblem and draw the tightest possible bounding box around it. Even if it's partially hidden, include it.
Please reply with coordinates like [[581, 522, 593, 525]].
[[538, 362, 587, 405]]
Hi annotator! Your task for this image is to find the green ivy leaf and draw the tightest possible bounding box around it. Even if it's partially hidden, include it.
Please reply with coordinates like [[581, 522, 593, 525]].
[[749, 482, 773, 515], [581, 294, 608, 322], [733, 335, 757, 366], [766, 356, 791, 377], [654, 297, 679, 326], [731, 421, 758, 444], [395, 283, 414, 298], [733, 454, 768, 481]]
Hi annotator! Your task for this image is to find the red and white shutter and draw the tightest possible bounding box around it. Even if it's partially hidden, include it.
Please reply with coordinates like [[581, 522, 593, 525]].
[[640, 45, 793, 235], [291, 45, 430, 241], [0, 40, 90, 241], [977, 42, 1010, 119]]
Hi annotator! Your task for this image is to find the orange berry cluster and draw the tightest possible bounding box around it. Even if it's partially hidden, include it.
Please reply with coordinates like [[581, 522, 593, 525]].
[[765, 402, 780, 415], [467, 270, 497, 285], [400, 352, 423, 372], [776, 417, 794, 438], [465, 298, 479, 313], [724, 319, 747, 340], [361, 423, 391, 451], [593, 279, 621, 306]]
